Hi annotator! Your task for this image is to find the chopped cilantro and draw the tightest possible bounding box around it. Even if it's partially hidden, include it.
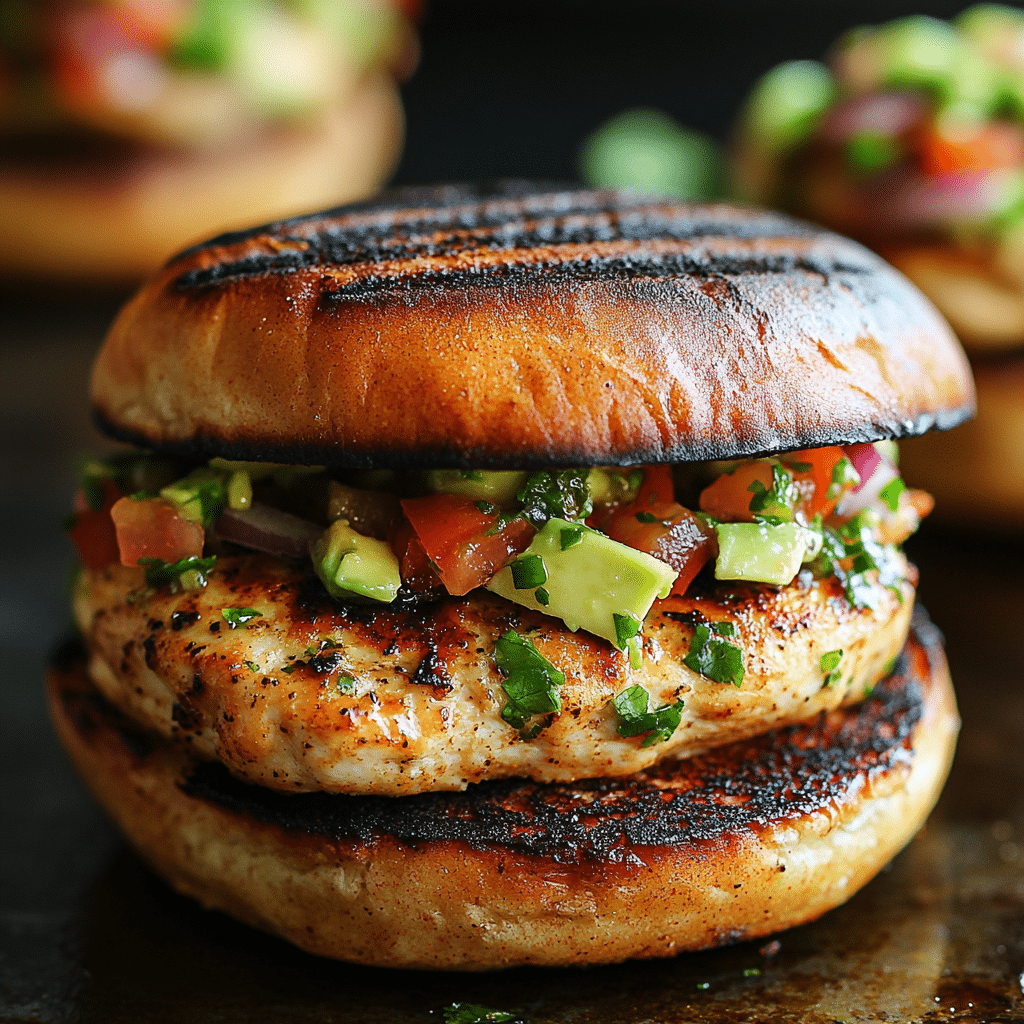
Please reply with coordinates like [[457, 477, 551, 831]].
[[475, 500, 498, 515], [683, 623, 745, 687], [879, 477, 905, 512], [612, 612, 642, 651], [443, 1004, 516, 1024], [245, 661, 260, 672], [510, 554, 547, 589], [635, 511, 658, 524], [221, 607, 262, 627], [514, 469, 593, 528], [747, 462, 798, 520], [282, 663, 298, 674], [628, 468, 644, 492], [743, 967, 762, 978], [820, 649, 843, 687], [614, 684, 684, 746], [337, 674, 355, 695], [494, 630, 564, 732], [560, 524, 584, 550], [812, 520, 904, 610], [535, 587, 550, 606], [827, 456, 860, 500], [139, 555, 216, 590]]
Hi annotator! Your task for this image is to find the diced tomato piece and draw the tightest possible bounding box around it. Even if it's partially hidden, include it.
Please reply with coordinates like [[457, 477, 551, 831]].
[[634, 464, 675, 508], [67, 479, 122, 570], [400, 494, 535, 596], [110, 496, 204, 568], [605, 501, 716, 597], [785, 446, 848, 518], [390, 519, 443, 594], [699, 462, 774, 522], [700, 447, 853, 523]]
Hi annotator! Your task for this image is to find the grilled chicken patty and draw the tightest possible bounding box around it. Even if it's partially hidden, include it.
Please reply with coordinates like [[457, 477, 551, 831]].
[[75, 552, 917, 795]]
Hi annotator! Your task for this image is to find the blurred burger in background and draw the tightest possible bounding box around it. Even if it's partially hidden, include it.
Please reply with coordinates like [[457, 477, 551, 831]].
[[733, 6, 1024, 527], [0, 0, 418, 281]]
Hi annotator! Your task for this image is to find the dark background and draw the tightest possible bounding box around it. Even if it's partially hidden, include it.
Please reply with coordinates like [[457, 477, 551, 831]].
[[3, 2, 1024, 1022], [392, 0, 977, 186]]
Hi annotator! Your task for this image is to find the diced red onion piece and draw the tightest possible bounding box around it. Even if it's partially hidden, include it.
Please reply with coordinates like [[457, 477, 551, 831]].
[[844, 443, 881, 491], [837, 444, 899, 517], [214, 503, 323, 559]]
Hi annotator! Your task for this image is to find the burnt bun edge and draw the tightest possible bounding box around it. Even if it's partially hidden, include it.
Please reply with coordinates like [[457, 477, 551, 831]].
[[92, 405, 974, 471]]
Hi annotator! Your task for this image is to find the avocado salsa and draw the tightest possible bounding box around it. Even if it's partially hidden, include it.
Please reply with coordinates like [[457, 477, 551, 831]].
[[67, 442, 928, 673]]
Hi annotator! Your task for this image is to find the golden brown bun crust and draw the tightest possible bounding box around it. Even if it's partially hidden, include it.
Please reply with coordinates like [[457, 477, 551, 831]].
[[0, 74, 402, 283], [91, 187, 975, 468], [900, 356, 1024, 526], [49, 611, 958, 970]]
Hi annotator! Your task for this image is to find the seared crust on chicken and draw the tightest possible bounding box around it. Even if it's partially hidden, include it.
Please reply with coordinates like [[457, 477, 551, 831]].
[[74, 552, 916, 795], [48, 611, 958, 970]]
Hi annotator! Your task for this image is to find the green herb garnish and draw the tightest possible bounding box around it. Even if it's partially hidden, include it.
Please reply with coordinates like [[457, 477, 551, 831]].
[[683, 622, 745, 687], [222, 607, 262, 627], [879, 477, 905, 512], [510, 554, 547, 590], [245, 661, 260, 672], [812, 518, 904, 609], [475, 500, 498, 515], [495, 630, 565, 733], [139, 555, 217, 590], [613, 684, 684, 746], [612, 612, 642, 651], [635, 511, 658, 524], [443, 1004, 516, 1024], [560, 524, 584, 550], [337, 674, 355, 695], [820, 649, 843, 687], [514, 469, 593, 528], [747, 462, 798, 520], [827, 456, 860, 500]]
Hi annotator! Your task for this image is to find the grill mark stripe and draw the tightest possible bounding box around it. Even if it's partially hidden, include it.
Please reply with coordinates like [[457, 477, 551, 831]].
[[177, 239, 870, 295], [172, 182, 808, 263], [172, 186, 844, 293]]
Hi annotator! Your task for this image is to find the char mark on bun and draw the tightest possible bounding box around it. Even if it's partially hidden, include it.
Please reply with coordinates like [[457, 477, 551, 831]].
[[59, 184, 970, 969]]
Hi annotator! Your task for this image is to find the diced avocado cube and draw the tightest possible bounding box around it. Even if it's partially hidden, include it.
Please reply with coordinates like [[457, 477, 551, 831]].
[[586, 468, 641, 506], [424, 469, 528, 505], [714, 522, 809, 585], [160, 468, 227, 527], [312, 520, 401, 603], [486, 518, 677, 647]]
